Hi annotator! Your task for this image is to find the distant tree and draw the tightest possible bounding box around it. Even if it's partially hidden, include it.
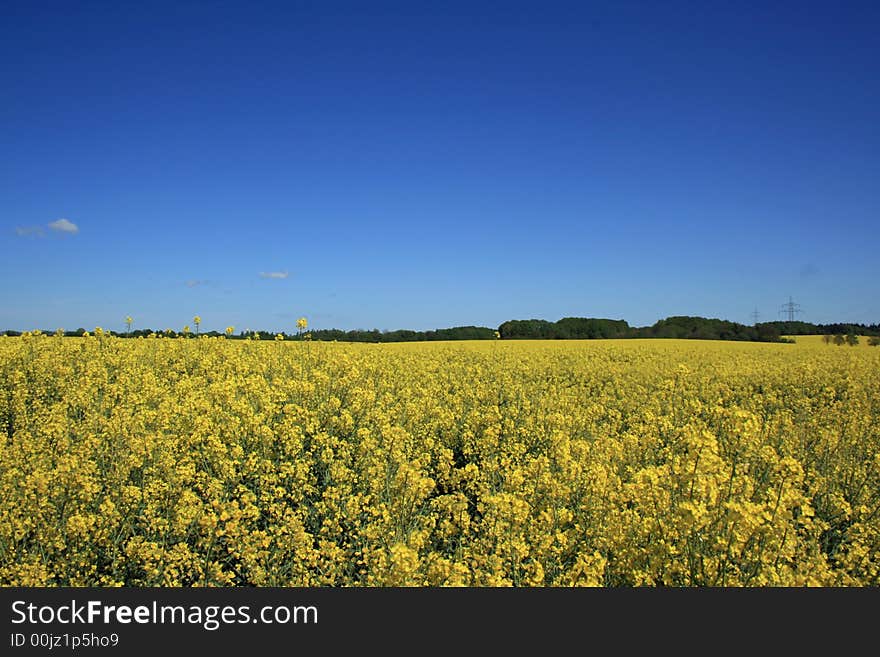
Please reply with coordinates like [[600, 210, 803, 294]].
[[760, 320, 819, 336], [846, 332, 859, 347], [822, 334, 833, 345], [868, 336, 880, 347], [756, 323, 782, 342], [638, 317, 782, 342], [555, 317, 631, 339], [833, 334, 845, 346], [818, 322, 880, 336], [498, 319, 557, 339]]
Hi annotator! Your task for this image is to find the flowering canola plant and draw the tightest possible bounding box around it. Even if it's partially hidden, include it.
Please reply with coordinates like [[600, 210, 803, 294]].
[[0, 335, 878, 586]]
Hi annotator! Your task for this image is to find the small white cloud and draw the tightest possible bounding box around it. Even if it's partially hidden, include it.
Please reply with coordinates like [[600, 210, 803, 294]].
[[259, 271, 289, 279], [48, 218, 79, 234], [15, 226, 45, 237], [186, 280, 203, 288]]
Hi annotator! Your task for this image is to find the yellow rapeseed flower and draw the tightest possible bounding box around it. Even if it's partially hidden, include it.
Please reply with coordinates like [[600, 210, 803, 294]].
[[0, 335, 875, 586]]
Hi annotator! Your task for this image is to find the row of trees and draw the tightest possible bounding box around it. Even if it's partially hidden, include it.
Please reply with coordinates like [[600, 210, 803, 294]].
[[1, 326, 497, 342], [498, 318, 631, 340], [3, 328, 237, 339], [642, 317, 785, 342], [761, 320, 880, 337], [825, 334, 880, 346], [6, 317, 880, 345], [498, 316, 787, 343], [284, 326, 497, 343], [823, 334, 859, 346]]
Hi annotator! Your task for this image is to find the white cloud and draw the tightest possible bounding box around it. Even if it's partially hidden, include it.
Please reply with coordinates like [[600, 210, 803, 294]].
[[186, 280, 203, 288], [259, 271, 289, 279], [48, 218, 79, 234]]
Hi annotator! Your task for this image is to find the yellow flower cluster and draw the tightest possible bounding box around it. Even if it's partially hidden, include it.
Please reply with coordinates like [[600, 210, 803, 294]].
[[0, 334, 877, 586]]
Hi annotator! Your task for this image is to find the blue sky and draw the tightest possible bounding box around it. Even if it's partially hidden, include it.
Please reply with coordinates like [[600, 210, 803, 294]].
[[2, 1, 878, 333]]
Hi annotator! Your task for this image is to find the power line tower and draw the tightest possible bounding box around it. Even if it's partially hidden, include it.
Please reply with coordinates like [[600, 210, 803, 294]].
[[750, 308, 760, 325], [779, 296, 803, 322]]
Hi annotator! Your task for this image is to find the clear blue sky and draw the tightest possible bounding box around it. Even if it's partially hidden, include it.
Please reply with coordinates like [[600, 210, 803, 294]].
[[2, 1, 878, 333]]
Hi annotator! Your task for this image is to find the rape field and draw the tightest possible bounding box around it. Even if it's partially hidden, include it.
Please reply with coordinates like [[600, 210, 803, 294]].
[[1, 334, 878, 586]]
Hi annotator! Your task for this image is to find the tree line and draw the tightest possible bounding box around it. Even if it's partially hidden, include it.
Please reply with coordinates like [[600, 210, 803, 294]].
[[498, 316, 786, 342], [822, 333, 880, 347], [0, 326, 497, 342], [5, 316, 879, 344], [756, 320, 880, 337], [283, 326, 497, 342], [497, 317, 880, 343]]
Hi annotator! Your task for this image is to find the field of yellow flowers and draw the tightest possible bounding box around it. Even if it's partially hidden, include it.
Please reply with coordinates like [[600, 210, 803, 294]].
[[1, 334, 878, 586]]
